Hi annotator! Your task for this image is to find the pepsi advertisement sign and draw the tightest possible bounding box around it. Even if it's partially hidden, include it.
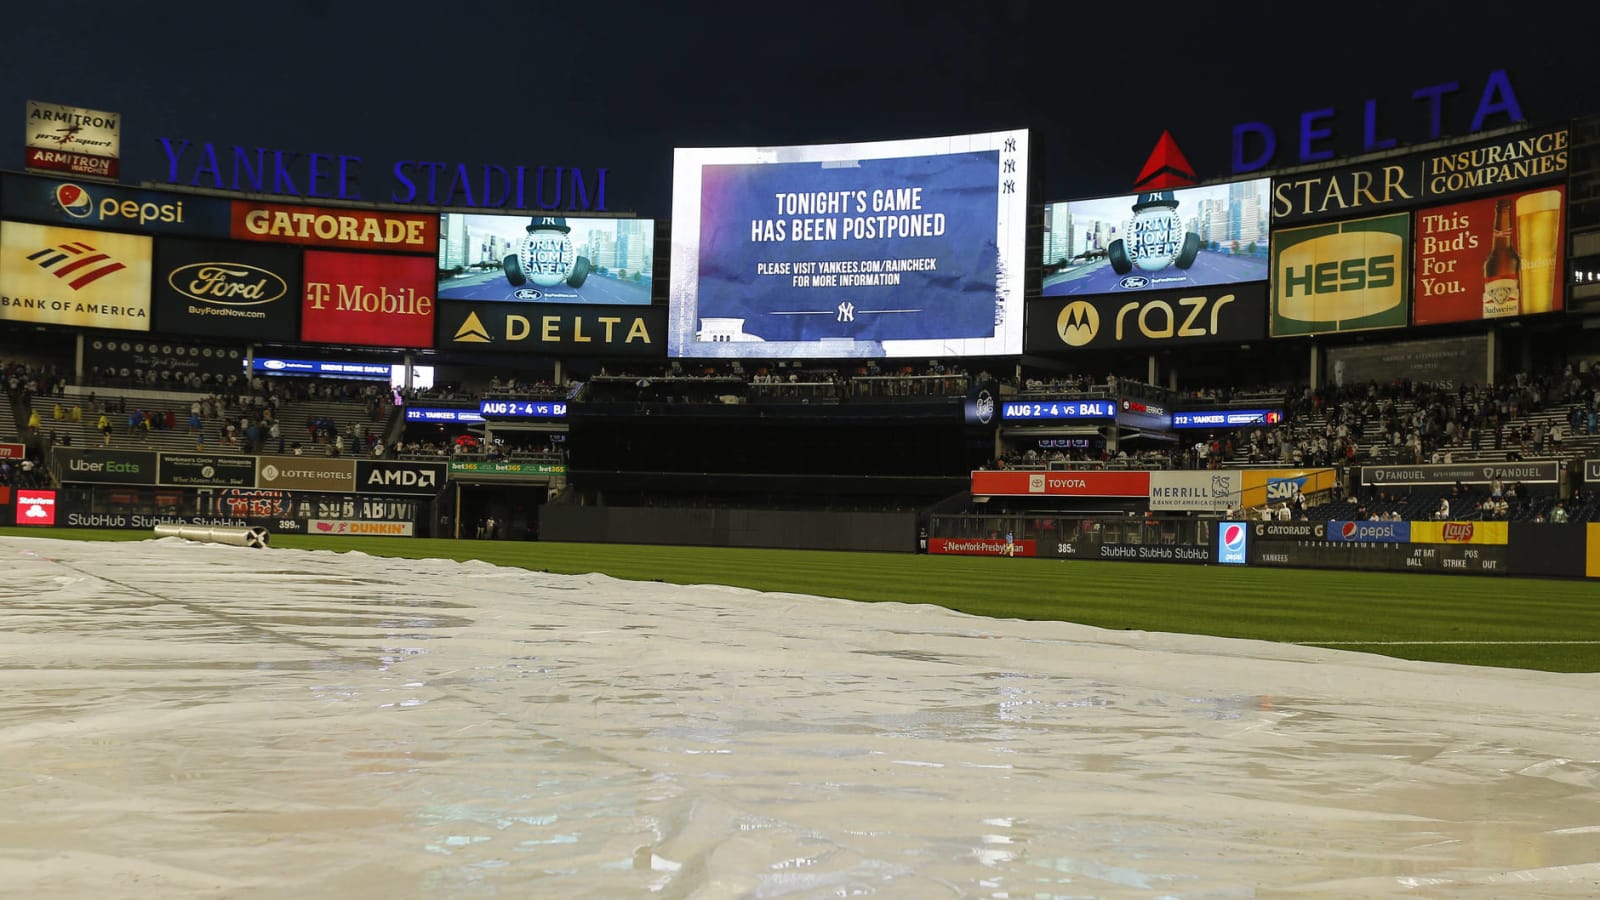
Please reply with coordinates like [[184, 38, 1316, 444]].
[[0, 173, 232, 237], [1001, 400, 1116, 421], [1217, 521, 1249, 565], [1326, 520, 1412, 543], [1172, 409, 1284, 428]]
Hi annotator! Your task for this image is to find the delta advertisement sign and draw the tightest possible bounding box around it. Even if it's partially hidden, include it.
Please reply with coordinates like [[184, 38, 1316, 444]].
[[970, 469, 1149, 498], [1270, 213, 1409, 337], [436, 302, 663, 356], [1411, 186, 1566, 325], [301, 251, 435, 349], [1040, 179, 1271, 296], [0, 221, 152, 331], [1026, 284, 1268, 351]]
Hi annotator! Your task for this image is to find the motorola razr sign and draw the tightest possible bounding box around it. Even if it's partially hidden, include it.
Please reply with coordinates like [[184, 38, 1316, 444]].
[[1026, 283, 1267, 351]]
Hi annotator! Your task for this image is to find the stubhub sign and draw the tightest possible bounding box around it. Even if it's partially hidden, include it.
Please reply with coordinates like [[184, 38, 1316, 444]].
[[1325, 520, 1411, 543]]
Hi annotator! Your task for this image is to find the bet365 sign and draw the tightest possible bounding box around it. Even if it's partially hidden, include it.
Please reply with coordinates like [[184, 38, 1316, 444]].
[[1270, 213, 1410, 337]]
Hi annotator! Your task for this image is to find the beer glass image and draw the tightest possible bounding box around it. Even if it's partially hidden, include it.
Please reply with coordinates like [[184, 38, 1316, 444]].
[[1516, 189, 1563, 315]]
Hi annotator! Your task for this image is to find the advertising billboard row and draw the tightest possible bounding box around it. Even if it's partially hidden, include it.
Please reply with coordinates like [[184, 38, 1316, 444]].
[[0, 172, 658, 351]]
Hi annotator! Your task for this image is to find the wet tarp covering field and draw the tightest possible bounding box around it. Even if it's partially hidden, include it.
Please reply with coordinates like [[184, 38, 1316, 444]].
[[1, 536, 1597, 898]]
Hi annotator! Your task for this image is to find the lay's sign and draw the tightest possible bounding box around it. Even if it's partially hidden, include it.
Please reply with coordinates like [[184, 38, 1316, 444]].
[[1411, 521, 1508, 545], [1271, 213, 1409, 337]]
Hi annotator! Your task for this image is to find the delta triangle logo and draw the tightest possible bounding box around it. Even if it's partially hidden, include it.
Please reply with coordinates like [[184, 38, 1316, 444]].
[[452, 311, 492, 343], [1132, 130, 1197, 192]]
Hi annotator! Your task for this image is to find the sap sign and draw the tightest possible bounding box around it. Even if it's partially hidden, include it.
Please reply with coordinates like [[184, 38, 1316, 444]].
[[1217, 521, 1249, 565], [1001, 400, 1116, 420], [1325, 520, 1411, 543]]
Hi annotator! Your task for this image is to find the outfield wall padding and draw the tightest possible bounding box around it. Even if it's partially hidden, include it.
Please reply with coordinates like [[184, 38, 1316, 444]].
[[539, 506, 916, 553]]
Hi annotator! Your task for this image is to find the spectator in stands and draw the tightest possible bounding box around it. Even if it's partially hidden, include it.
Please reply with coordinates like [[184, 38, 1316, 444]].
[[1551, 503, 1570, 524], [97, 412, 112, 446], [1434, 497, 1451, 520]]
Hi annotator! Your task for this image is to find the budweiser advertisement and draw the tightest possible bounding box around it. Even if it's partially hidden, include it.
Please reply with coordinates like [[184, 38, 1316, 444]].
[[1412, 186, 1566, 325], [970, 469, 1150, 497], [153, 237, 301, 341], [300, 251, 435, 348], [0, 220, 152, 331]]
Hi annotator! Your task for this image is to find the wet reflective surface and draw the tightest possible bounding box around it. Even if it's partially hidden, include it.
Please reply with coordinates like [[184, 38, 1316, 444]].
[[2, 535, 1598, 897]]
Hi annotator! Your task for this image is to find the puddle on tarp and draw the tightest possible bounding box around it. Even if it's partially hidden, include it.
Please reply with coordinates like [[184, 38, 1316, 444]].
[[1, 535, 1597, 898]]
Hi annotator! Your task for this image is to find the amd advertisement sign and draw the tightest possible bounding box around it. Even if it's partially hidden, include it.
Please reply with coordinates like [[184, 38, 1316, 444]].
[[152, 238, 301, 341], [356, 460, 446, 496], [1026, 283, 1267, 351]]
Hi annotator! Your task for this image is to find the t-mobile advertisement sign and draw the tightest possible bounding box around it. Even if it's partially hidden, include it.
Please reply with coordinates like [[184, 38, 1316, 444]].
[[301, 250, 435, 349]]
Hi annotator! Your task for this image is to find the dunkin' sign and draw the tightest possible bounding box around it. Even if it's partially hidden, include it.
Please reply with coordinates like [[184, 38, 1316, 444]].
[[300, 250, 434, 348]]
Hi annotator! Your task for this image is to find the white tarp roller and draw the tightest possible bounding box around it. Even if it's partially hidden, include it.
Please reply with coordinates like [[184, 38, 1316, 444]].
[[151, 524, 270, 548]]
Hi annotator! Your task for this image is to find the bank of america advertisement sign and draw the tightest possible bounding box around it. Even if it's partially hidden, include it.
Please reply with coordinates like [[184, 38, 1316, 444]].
[[0, 221, 152, 331], [1270, 213, 1409, 337], [1148, 471, 1240, 512]]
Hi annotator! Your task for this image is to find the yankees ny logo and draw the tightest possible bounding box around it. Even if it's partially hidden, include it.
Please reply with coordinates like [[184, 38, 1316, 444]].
[[836, 301, 855, 323]]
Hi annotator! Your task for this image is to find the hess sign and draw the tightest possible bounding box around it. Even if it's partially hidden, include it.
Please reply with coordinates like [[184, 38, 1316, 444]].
[[479, 400, 567, 418]]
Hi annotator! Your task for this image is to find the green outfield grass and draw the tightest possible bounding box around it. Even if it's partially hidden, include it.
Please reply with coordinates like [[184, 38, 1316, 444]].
[[6, 527, 1598, 673]]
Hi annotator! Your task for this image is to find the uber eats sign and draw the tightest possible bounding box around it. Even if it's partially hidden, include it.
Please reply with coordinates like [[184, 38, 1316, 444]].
[[1270, 212, 1409, 337]]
